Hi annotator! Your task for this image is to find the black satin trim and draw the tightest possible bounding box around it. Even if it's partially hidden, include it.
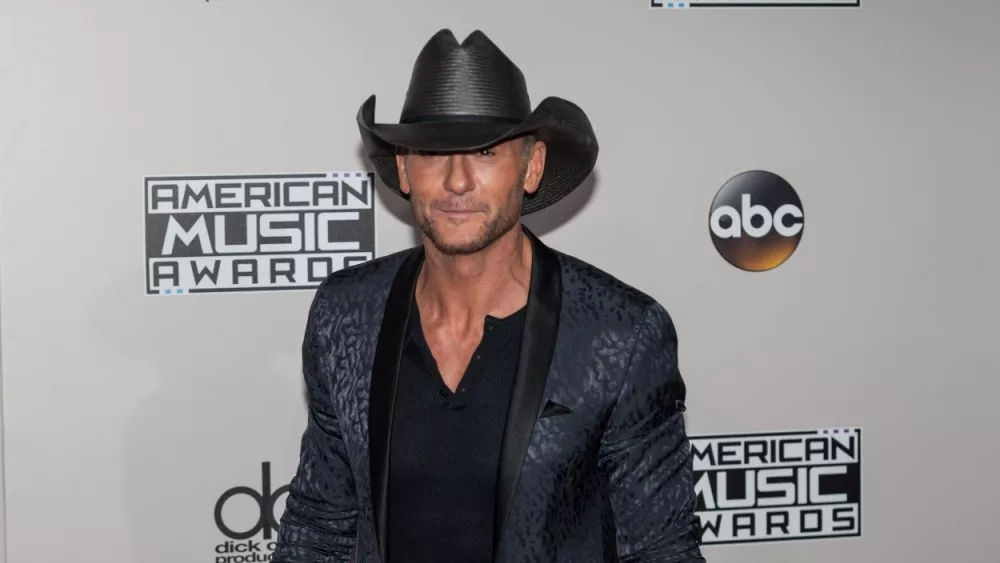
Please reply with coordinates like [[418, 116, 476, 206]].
[[369, 246, 424, 563], [492, 227, 562, 558]]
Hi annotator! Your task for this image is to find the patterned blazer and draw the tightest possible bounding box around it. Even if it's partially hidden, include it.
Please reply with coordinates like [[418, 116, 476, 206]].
[[273, 227, 706, 563]]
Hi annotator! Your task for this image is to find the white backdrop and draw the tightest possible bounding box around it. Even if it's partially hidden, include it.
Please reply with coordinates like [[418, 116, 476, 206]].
[[2, 0, 999, 562]]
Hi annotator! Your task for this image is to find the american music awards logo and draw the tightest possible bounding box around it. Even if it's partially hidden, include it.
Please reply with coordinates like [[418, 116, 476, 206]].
[[143, 172, 376, 295], [691, 427, 862, 545]]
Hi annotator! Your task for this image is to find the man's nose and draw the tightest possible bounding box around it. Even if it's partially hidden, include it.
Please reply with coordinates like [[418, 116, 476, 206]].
[[443, 154, 474, 195]]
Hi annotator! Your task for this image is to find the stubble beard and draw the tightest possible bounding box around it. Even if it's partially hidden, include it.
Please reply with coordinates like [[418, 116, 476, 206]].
[[413, 174, 526, 256]]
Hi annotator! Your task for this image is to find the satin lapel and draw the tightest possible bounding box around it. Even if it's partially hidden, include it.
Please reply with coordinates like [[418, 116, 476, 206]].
[[368, 246, 424, 563], [493, 227, 562, 558]]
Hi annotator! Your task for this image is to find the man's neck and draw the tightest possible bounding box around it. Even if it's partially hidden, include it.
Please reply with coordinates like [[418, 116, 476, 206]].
[[416, 226, 532, 330]]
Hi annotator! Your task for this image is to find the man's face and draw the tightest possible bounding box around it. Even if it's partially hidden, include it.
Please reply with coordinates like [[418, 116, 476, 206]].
[[397, 136, 546, 255]]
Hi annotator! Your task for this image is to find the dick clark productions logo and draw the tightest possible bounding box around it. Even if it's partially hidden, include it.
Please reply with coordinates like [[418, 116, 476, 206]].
[[215, 462, 289, 561], [709, 170, 804, 272]]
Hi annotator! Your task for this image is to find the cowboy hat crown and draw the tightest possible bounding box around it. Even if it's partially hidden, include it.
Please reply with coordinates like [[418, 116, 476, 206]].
[[400, 29, 531, 125], [357, 28, 598, 215]]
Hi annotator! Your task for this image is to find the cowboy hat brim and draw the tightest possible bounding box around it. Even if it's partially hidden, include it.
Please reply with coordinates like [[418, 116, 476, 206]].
[[356, 94, 598, 215]]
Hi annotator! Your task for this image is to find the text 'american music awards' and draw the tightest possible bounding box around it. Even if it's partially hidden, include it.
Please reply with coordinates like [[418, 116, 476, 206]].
[[691, 428, 862, 545], [144, 172, 376, 295]]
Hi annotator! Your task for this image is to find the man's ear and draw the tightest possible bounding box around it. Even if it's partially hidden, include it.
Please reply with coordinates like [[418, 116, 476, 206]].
[[523, 141, 547, 196], [396, 153, 411, 195]]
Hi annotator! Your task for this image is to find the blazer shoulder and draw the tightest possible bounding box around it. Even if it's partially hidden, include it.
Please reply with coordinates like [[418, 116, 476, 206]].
[[553, 249, 669, 329], [303, 247, 416, 328], [313, 247, 414, 298]]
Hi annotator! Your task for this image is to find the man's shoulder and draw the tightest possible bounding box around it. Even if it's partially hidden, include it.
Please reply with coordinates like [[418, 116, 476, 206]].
[[307, 246, 416, 311], [323, 247, 413, 289], [552, 247, 670, 329]]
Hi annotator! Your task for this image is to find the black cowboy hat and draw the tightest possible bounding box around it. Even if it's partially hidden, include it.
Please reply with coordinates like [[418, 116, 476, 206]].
[[356, 29, 599, 215]]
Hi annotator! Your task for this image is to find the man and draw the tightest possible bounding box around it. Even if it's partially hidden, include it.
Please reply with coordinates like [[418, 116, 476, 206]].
[[273, 29, 705, 563]]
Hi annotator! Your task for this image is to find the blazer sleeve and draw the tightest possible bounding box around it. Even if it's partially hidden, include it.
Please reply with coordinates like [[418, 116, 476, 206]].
[[598, 301, 706, 563], [273, 285, 359, 563]]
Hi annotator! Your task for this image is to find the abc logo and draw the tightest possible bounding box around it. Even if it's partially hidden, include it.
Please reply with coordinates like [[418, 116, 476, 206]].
[[709, 170, 804, 271]]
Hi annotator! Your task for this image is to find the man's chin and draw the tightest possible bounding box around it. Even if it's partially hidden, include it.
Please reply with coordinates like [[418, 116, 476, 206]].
[[422, 225, 492, 255], [429, 235, 491, 256], [419, 213, 520, 256]]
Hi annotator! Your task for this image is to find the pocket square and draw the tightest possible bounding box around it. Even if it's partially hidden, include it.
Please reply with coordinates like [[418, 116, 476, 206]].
[[539, 399, 573, 418]]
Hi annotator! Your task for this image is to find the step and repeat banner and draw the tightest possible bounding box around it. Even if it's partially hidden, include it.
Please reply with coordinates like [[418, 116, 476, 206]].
[[2, 1, 998, 562]]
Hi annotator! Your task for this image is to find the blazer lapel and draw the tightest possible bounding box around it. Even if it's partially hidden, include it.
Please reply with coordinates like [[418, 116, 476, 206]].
[[369, 246, 424, 563], [493, 227, 562, 558]]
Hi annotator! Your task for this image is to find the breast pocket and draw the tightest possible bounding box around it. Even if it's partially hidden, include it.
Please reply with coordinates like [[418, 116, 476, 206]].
[[534, 401, 601, 435], [529, 403, 603, 464]]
